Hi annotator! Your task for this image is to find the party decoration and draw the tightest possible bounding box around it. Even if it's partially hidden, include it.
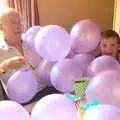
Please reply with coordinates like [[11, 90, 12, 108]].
[[31, 94, 78, 120], [87, 55, 120, 77], [23, 25, 42, 68], [83, 98, 100, 110], [0, 100, 30, 120], [70, 20, 101, 53], [73, 53, 94, 76], [74, 80, 89, 98], [65, 94, 79, 102], [50, 59, 83, 93], [35, 25, 72, 61], [36, 60, 54, 86], [7, 67, 38, 103], [84, 105, 120, 120], [86, 70, 120, 108]]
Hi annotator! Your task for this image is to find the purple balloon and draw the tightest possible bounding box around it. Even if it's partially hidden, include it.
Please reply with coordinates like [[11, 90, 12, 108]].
[[36, 60, 55, 86], [35, 25, 72, 62], [31, 94, 77, 120], [23, 25, 42, 68], [70, 20, 101, 53], [87, 45, 100, 57], [50, 59, 83, 93], [0, 101, 30, 120], [7, 67, 38, 103], [87, 55, 120, 77], [72, 53, 94, 77], [84, 105, 120, 120], [86, 70, 120, 108]]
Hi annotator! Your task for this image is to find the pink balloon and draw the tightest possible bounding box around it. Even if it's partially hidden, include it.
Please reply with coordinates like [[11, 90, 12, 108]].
[[70, 20, 101, 53], [87, 55, 120, 77], [86, 70, 120, 108], [7, 67, 38, 103], [31, 94, 77, 120], [73, 53, 94, 77], [35, 25, 72, 62], [84, 105, 120, 120], [66, 49, 76, 58], [0, 100, 30, 120], [50, 59, 83, 93], [23, 25, 42, 68], [36, 60, 55, 86]]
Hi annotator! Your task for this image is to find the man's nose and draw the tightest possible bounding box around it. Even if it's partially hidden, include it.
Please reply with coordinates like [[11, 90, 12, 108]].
[[18, 24, 24, 32]]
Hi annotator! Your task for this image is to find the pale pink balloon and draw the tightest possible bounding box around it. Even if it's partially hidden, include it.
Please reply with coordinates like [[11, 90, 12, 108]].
[[50, 59, 83, 93], [0, 100, 30, 120], [36, 60, 55, 86], [73, 53, 94, 76], [35, 25, 72, 62], [23, 25, 43, 68], [7, 67, 38, 104], [87, 55, 120, 77], [86, 70, 120, 108], [31, 94, 77, 120], [84, 105, 120, 120], [70, 20, 101, 53]]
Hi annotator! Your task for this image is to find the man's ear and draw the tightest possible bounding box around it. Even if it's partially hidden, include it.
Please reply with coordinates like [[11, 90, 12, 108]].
[[0, 24, 3, 30]]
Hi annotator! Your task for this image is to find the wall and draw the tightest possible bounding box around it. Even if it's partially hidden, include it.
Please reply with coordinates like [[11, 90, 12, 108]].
[[113, 0, 120, 34], [37, 0, 114, 31]]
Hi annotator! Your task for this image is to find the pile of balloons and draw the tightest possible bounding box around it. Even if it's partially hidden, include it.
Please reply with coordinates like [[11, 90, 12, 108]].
[[2, 94, 120, 120], [5, 19, 120, 120], [4, 19, 102, 104]]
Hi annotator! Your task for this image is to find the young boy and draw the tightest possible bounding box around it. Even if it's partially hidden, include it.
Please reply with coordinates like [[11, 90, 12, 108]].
[[100, 29, 120, 61]]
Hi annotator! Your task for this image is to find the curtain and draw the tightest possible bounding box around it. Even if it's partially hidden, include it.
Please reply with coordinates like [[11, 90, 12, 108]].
[[5, 0, 40, 30]]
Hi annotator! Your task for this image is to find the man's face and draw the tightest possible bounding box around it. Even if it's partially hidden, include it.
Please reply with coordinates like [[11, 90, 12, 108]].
[[100, 37, 119, 58], [2, 12, 23, 46]]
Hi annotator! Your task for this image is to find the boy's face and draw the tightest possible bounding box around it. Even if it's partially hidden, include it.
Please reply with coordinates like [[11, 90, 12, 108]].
[[100, 37, 119, 58], [2, 11, 23, 46]]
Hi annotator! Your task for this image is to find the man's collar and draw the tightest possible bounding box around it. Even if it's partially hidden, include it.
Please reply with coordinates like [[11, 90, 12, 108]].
[[3, 38, 23, 50]]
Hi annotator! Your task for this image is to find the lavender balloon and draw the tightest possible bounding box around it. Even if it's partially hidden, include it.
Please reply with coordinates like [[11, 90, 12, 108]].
[[0, 101, 30, 120], [36, 60, 54, 86], [7, 67, 38, 103], [31, 94, 78, 120], [50, 59, 83, 93], [23, 25, 42, 68], [84, 105, 120, 120], [86, 70, 120, 108], [73, 53, 94, 76], [35, 25, 72, 62], [87, 55, 120, 77], [70, 20, 101, 53]]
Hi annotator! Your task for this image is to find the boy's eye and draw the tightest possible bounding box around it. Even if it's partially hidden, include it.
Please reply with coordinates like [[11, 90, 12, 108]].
[[110, 44, 115, 47]]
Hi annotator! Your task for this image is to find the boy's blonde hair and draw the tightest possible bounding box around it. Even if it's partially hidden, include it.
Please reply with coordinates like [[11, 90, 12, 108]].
[[101, 29, 120, 45]]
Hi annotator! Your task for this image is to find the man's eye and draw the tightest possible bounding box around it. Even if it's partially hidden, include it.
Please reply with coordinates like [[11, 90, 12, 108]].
[[102, 44, 107, 48], [11, 21, 17, 25]]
